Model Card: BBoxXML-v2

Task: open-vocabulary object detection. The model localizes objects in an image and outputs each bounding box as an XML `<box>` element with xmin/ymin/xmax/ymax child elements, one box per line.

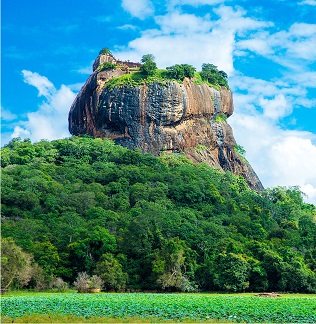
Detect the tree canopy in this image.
<box><xmin>140</xmin><ymin>54</ymin><xmax>157</xmax><ymax>76</ymax></box>
<box><xmin>1</xmin><ymin>136</ymin><xmax>316</xmax><ymax>292</ymax></box>
<box><xmin>200</xmin><ymin>63</ymin><xmax>229</xmax><ymax>88</ymax></box>
<box><xmin>166</xmin><ymin>64</ymin><xmax>196</xmax><ymax>80</ymax></box>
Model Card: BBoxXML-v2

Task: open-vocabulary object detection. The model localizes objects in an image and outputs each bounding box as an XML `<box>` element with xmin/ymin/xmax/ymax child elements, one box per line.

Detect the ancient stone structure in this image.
<box><xmin>92</xmin><ymin>53</ymin><xmax>141</xmax><ymax>72</ymax></box>
<box><xmin>69</xmin><ymin>54</ymin><xmax>264</xmax><ymax>191</ymax></box>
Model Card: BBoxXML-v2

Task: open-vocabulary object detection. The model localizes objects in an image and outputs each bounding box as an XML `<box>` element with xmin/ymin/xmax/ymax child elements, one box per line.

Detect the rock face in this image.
<box><xmin>69</xmin><ymin>54</ymin><xmax>263</xmax><ymax>191</ymax></box>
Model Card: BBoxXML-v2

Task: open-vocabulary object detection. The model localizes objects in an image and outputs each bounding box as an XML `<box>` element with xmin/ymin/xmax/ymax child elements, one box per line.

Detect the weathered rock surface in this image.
<box><xmin>69</xmin><ymin>57</ymin><xmax>263</xmax><ymax>191</ymax></box>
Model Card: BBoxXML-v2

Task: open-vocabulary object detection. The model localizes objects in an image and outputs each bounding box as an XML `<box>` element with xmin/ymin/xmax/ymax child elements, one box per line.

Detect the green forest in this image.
<box><xmin>1</xmin><ymin>136</ymin><xmax>316</xmax><ymax>293</ymax></box>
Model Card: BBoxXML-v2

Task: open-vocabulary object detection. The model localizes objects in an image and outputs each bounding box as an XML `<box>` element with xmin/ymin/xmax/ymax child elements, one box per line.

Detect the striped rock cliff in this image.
<box><xmin>69</xmin><ymin>54</ymin><xmax>263</xmax><ymax>191</ymax></box>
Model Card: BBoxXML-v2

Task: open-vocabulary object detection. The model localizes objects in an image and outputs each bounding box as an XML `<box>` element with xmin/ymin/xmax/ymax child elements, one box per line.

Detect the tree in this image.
<box><xmin>200</xmin><ymin>63</ymin><xmax>229</xmax><ymax>88</ymax></box>
<box><xmin>166</xmin><ymin>64</ymin><xmax>196</xmax><ymax>80</ymax></box>
<box><xmin>1</xmin><ymin>238</ymin><xmax>33</xmax><ymax>290</ymax></box>
<box><xmin>99</xmin><ymin>62</ymin><xmax>116</xmax><ymax>71</ymax></box>
<box><xmin>140</xmin><ymin>54</ymin><xmax>157</xmax><ymax>76</ymax></box>
<box><xmin>152</xmin><ymin>237</ymin><xmax>195</xmax><ymax>291</ymax></box>
<box><xmin>99</xmin><ymin>47</ymin><xmax>112</xmax><ymax>56</ymax></box>
<box><xmin>214</xmin><ymin>253</ymin><xmax>250</xmax><ymax>292</ymax></box>
<box><xmin>95</xmin><ymin>253</ymin><xmax>128</xmax><ymax>291</ymax></box>
<box><xmin>31</xmin><ymin>241</ymin><xmax>60</xmax><ymax>276</ymax></box>
<box><xmin>200</xmin><ymin>63</ymin><xmax>218</xmax><ymax>84</ymax></box>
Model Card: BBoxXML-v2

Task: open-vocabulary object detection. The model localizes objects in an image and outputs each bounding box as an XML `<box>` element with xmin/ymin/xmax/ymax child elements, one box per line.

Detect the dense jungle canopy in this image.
<box><xmin>1</xmin><ymin>136</ymin><xmax>316</xmax><ymax>292</ymax></box>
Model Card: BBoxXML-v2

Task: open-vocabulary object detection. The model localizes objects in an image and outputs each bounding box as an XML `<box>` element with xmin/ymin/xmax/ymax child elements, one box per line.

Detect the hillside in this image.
<box><xmin>1</xmin><ymin>136</ymin><xmax>316</xmax><ymax>292</ymax></box>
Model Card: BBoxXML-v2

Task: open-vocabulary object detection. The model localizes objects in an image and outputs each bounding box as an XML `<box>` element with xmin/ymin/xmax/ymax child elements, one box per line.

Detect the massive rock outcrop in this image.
<box><xmin>69</xmin><ymin>54</ymin><xmax>263</xmax><ymax>191</ymax></box>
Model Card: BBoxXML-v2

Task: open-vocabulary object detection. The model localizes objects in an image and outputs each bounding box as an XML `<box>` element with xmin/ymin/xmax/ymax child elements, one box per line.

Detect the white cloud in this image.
<box><xmin>67</xmin><ymin>83</ymin><xmax>85</xmax><ymax>91</ymax></box>
<box><xmin>155</xmin><ymin>11</ymin><xmax>213</xmax><ymax>34</ymax></box>
<box><xmin>298</xmin><ymin>0</ymin><xmax>316</xmax><ymax>5</ymax></box>
<box><xmin>1</xmin><ymin>107</ymin><xmax>17</xmax><ymax>121</ymax></box>
<box><xmin>260</xmin><ymin>94</ymin><xmax>292</xmax><ymax>120</ymax></box>
<box><xmin>229</xmin><ymin>112</ymin><xmax>316</xmax><ymax>205</ymax></box>
<box><xmin>237</xmin><ymin>22</ymin><xmax>316</xmax><ymax>65</ymax></box>
<box><xmin>284</xmin><ymin>71</ymin><xmax>316</xmax><ymax>89</ymax></box>
<box><xmin>14</xmin><ymin>70</ymin><xmax>76</xmax><ymax>142</ymax></box>
<box><xmin>118</xmin><ymin>24</ymin><xmax>138</xmax><ymax>30</ymax></box>
<box><xmin>22</xmin><ymin>70</ymin><xmax>55</xmax><ymax>98</ymax></box>
<box><xmin>230</xmin><ymin>74</ymin><xmax>306</xmax><ymax>117</ymax></box>
<box><xmin>212</xmin><ymin>6</ymin><xmax>273</xmax><ymax>35</ymax></box>
<box><xmin>115</xmin><ymin>6</ymin><xmax>271</xmax><ymax>74</ymax></box>
<box><xmin>229</xmin><ymin>73</ymin><xmax>316</xmax><ymax>205</ymax></box>
<box><xmin>121</xmin><ymin>0</ymin><xmax>154</xmax><ymax>19</ymax></box>
<box><xmin>11</xmin><ymin>126</ymin><xmax>31</xmax><ymax>139</ymax></box>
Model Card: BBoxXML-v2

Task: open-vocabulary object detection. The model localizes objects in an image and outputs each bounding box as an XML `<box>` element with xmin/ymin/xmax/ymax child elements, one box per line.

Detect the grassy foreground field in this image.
<box><xmin>1</xmin><ymin>292</ymin><xmax>316</xmax><ymax>323</ymax></box>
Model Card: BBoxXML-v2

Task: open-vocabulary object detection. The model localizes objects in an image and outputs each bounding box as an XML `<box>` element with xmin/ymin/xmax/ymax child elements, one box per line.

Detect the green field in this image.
<box><xmin>1</xmin><ymin>292</ymin><xmax>316</xmax><ymax>323</ymax></box>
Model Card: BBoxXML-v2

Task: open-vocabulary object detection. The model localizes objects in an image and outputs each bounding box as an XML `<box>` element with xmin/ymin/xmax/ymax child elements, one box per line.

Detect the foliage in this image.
<box><xmin>2</xmin><ymin>293</ymin><xmax>316</xmax><ymax>323</ymax></box>
<box><xmin>103</xmin><ymin>70</ymin><xmax>170</xmax><ymax>89</ymax></box>
<box><xmin>99</xmin><ymin>48</ymin><xmax>112</xmax><ymax>56</ymax></box>
<box><xmin>214</xmin><ymin>112</ymin><xmax>227</xmax><ymax>122</ymax></box>
<box><xmin>94</xmin><ymin>253</ymin><xmax>128</xmax><ymax>291</ymax></box>
<box><xmin>99</xmin><ymin>62</ymin><xmax>116</xmax><ymax>71</ymax></box>
<box><xmin>100</xmin><ymin>57</ymin><xmax>230</xmax><ymax>90</ymax></box>
<box><xmin>51</xmin><ymin>277</ymin><xmax>68</xmax><ymax>292</ymax></box>
<box><xmin>1</xmin><ymin>136</ymin><xmax>316</xmax><ymax>293</ymax></box>
<box><xmin>234</xmin><ymin>144</ymin><xmax>246</xmax><ymax>156</ymax></box>
<box><xmin>152</xmin><ymin>237</ymin><xmax>191</xmax><ymax>291</ymax></box>
<box><xmin>200</xmin><ymin>63</ymin><xmax>229</xmax><ymax>89</ymax></box>
<box><xmin>73</xmin><ymin>272</ymin><xmax>103</xmax><ymax>292</ymax></box>
<box><xmin>1</xmin><ymin>238</ymin><xmax>33</xmax><ymax>290</ymax></box>
<box><xmin>139</xmin><ymin>54</ymin><xmax>157</xmax><ymax>76</ymax></box>
<box><xmin>73</xmin><ymin>272</ymin><xmax>90</xmax><ymax>293</ymax></box>
<box><xmin>166</xmin><ymin>64</ymin><xmax>196</xmax><ymax>80</ymax></box>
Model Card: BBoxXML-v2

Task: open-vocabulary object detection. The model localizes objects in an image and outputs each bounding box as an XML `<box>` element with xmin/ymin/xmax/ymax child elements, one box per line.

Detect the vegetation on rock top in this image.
<box><xmin>102</xmin><ymin>53</ymin><xmax>229</xmax><ymax>90</ymax></box>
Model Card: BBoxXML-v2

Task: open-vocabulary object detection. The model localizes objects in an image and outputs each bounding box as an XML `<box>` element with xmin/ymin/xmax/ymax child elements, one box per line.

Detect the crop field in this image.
<box><xmin>1</xmin><ymin>293</ymin><xmax>316</xmax><ymax>323</ymax></box>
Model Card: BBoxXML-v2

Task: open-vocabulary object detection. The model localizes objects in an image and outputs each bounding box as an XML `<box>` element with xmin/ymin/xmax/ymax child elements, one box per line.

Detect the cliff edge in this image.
<box><xmin>69</xmin><ymin>53</ymin><xmax>263</xmax><ymax>191</ymax></box>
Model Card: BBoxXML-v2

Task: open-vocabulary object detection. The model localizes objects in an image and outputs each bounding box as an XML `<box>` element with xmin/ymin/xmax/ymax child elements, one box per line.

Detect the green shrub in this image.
<box><xmin>99</xmin><ymin>62</ymin><xmax>116</xmax><ymax>71</ymax></box>
<box><xmin>215</xmin><ymin>112</ymin><xmax>227</xmax><ymax>122</ymax></box>
<box><xmin>139</xmin><ymin>54</ymin><xmax>157</xmax><ymax>76</ymax></box>
<box><xmin>200</xmin><ymin>63</ymin><xmax>229</xmax><ymax>89</ymax></box>
<box><xmin>99</xmin><ymin>47</ymin><xmax>112</xmax><ymax>56</ymax></box>
<box><xmin>166</xmin><ymin>64</ymin><xmax>196</xmax><ymax>81</ymax></box>
<box><xmin>234</xmin><ymin>144</ymin><xmax>246</xmax><ymax>156</ymax></box>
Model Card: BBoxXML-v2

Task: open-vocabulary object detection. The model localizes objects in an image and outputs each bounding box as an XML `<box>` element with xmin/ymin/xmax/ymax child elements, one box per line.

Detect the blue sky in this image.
<box><xmin>2</xmin><ymin>0</ymin><xmax>316</xmax><ymax>203</ymax></box>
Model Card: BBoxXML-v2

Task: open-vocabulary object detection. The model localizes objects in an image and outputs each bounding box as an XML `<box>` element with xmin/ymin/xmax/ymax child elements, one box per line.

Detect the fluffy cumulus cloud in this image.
<box><xmin>230</xmin><ymin>112</ymin><xmax>316</xmax><ymax>205</ymax></box>
<box><xmin>121</xmin><ymin>0</ymin><xmax>154</xmax><ymax>19</ymax></box>
<box><xmin>229</xmin><ymin>73</ymin><xmax>316</xmax><ymax>204</ymax></box>
<box><xmin>237</xmin><ymin>22</ymin><xmax>316</xmax><ymax>67</ymax></box>
<box><xmin>115</xmin><ymin>5</ymin><xmax>271</xmax><ymax>74</ymax></box>
<box><xmin>22</xmin><ymin>70</ymin><xmax>56</xmax><ymax>98</ymax></box>
<box><xmin>12</xmin><ymin>70</ymin><xmax>76</xmax><ymax>142</ymax></box>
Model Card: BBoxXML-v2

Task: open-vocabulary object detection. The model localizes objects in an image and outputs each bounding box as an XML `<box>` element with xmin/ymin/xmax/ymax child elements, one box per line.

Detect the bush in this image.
<box><xmin>73</xmin><ymin>272</ymin><xmax>103</xmax><ymax>292</ymax></box>
<box><xmin>99</xmin><ymin>62</ymin><xmax>116</xmax><ymax>71</ymax></box>
<box><xmin>73</xmin><ymin>272</ymin><xmax>90</xmax><ymax>293</ymax></box>
<box><xmin>89</xmin><ymin>275</ymin><xmax>104</xmax><ymax>290</ymax></box>
<box><xmin>166</xmin><ymin>64</ymin><xmax>196</xmax><ymax>80</ymax></box>
<box><xmin>51</xmin><ymin>277</ymin><xmax>69</xmax><ymax>292</ymax></box>
<box><xmin>215</xmin><ymin>112</ymin><xmax>227</xmax><ymax>122</ymax></box>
